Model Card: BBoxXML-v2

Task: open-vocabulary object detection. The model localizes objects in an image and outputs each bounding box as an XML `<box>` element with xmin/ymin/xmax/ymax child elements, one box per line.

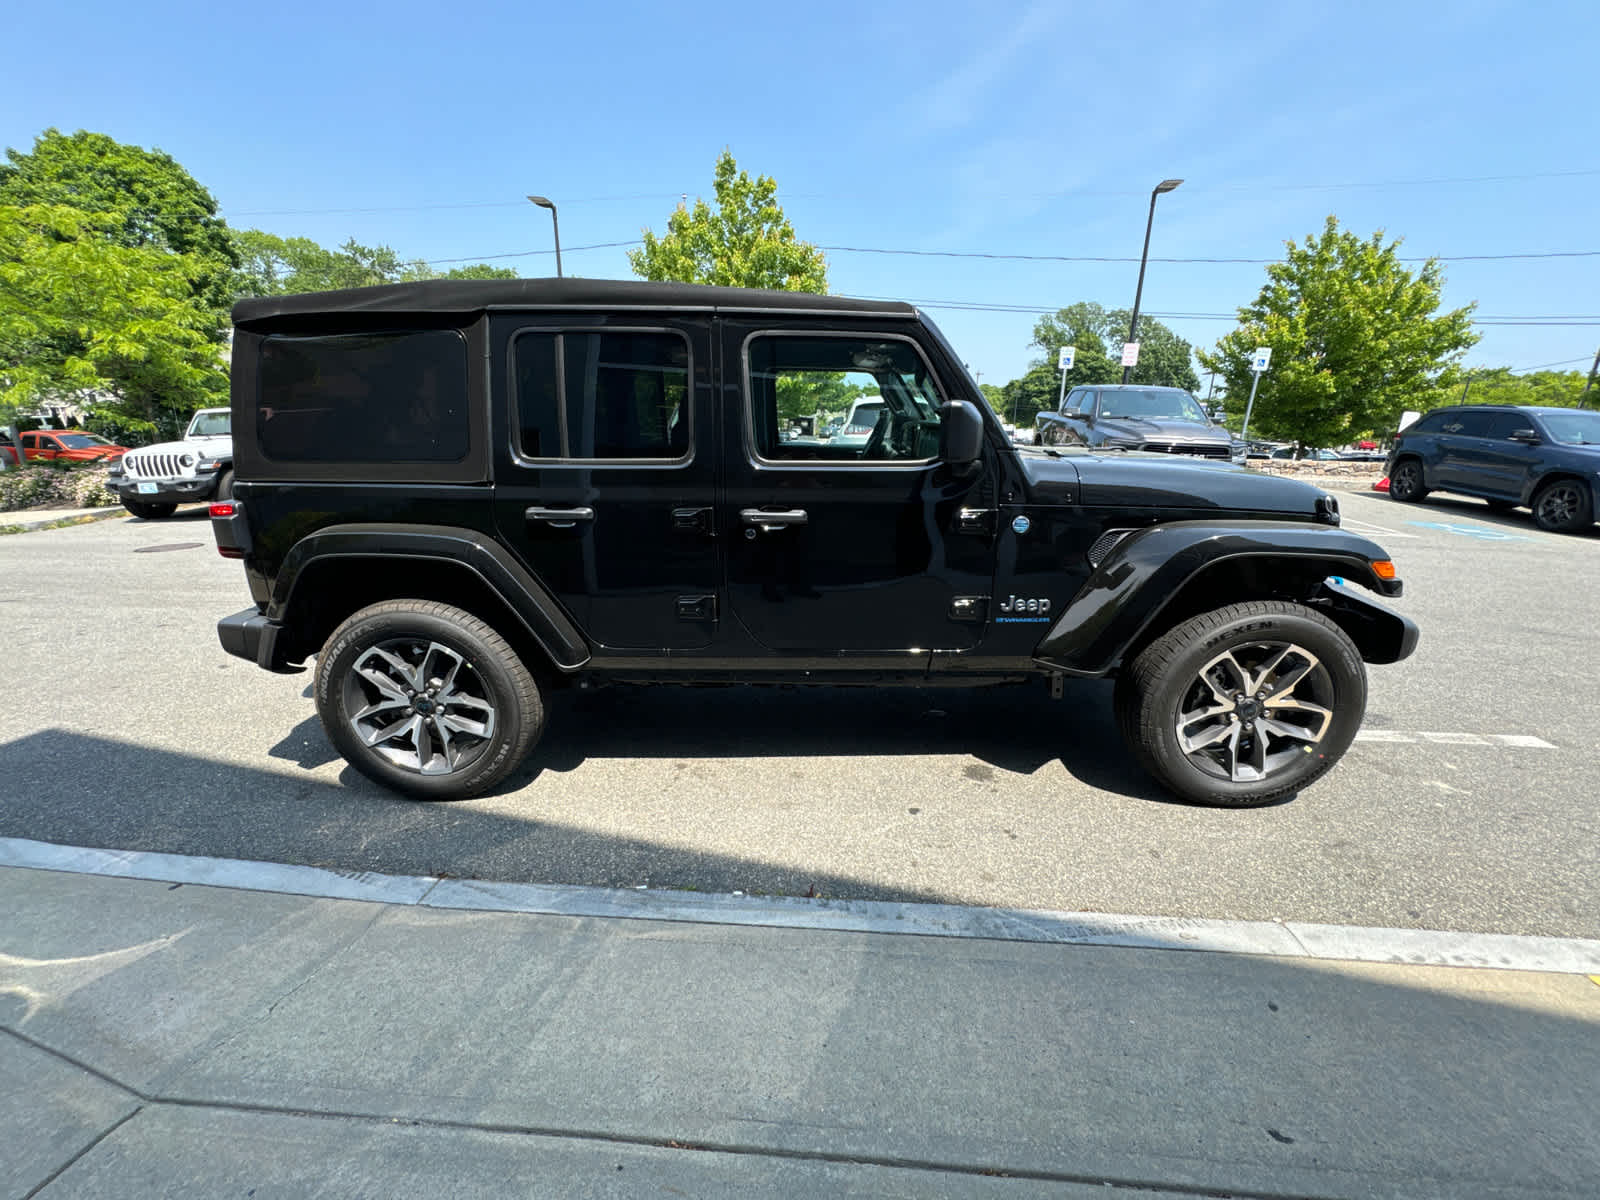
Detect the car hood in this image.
<box><xmin>126</xmin><ymin>435</ymin><xmax>233</xmax><ymax>458</ymax></box>
<box><xmin>1094</xmin><ymin>416</ymin><xmax>1231</xmax><ymax>444</ymax></box>
<box><xmin>1016</xmin><ymin>449</ymin><xmax>1333</xmax><ymax>517</ymax></box>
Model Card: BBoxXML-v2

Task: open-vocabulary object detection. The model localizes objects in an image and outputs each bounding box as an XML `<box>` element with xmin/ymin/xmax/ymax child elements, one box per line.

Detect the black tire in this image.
<box><xmin>214</xmin><ymin>468</ymin><xmax>234</xmax><ymax>502</ymax></box>
<box><xmin>1114</xmin><ymin>600</ymin><xmax>1367</xmax><ymax>808</ymax></box>
<box><xmin>1531</xmin><ymin>478</ymin><xmax>1593</xmax><ymax>534</ymax></box>
<box><xmin>121</xmin><ymin>498</ymin><xmax>178</xmax><ymax>519</ymax></box>
<box><xmin>1387</xmin><ymin>458</ymin><xmax>1428</xmax><ymax>504</ymax></box>
<box><xmin>315</xmin><ymin>600</ymin><xmax>544</xmax><ymax>800</ymax></box>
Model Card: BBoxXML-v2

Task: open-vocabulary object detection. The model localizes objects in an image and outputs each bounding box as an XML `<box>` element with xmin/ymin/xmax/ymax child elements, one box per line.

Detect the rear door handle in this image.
<box><xmin>740</xmin><ymin>508</ymin><xmax>808</xmax><ymax>531</ymax></box>
<box><xmin>526</xmin><ymin>506</ymin><xmax>595</xmax><ymax>529</ymax></box>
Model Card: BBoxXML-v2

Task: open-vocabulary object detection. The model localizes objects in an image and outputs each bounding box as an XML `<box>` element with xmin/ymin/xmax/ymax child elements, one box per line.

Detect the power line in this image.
<box><xmin>422</xmin><ymin>240</ymin><xmax>638</xmax><ymax>265</ymax></box>
<box><xmin>820</xmin><ymin>244</ymin><xmax>1600</xmax><ymax>265</ymax></box>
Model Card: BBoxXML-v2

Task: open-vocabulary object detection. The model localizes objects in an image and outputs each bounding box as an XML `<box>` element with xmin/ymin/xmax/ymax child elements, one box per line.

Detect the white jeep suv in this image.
<box><xmin>109</xmin><ymin>407</ymin><xmax>233</xmax><ymax>518</ymax></box>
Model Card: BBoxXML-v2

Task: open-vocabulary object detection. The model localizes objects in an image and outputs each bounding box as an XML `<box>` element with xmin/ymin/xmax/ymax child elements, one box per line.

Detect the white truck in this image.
<box><xmin>108</xmin><ymin>407</ymin><xmax>233</xmax><ymax>518</ymax></box>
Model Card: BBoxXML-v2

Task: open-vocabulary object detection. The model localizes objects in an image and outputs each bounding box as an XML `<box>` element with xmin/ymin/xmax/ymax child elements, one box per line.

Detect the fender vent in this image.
<box><xmin>1088</xmin><ymin>528</ymin><xmax>1134</xmax><ymax>567</ymax></box>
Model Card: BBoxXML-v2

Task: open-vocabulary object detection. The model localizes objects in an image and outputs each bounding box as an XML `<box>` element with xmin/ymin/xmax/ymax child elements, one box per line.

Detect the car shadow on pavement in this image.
<box><xmin>271</xmin><ymin>677</ymin><xmax>1174</xmax><ymax>805</ymax></box>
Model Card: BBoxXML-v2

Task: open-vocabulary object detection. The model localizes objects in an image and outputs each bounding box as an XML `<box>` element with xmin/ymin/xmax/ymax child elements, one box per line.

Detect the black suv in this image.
<box><xmin>1385</xmin><ymin>404</ymin><xmax>1599</xmax><ymax>533</ymax></box>
<box><xmin>213</xmin><ymin>279</ymin><xmax>1417</xmax><ymax>807</ymax></box>
<box><xmin>1035</xmin><ymin>384</ymin><xmax>1235</xmax><ymax>460</ymax></box>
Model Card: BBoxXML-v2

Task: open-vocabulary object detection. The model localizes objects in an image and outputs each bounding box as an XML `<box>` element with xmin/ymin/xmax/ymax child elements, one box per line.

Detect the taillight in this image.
<box><xmin>210</xmin><ymin>502</ymin><xmax>235</xmax><ymax>518</ymax></box>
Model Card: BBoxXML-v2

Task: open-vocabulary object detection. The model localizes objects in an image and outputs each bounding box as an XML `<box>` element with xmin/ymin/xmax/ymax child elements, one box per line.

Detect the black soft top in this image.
<box><xmin>233</xmin><ymin>277</ymin><xmax>917</xmax><ymax>327</ymax></box>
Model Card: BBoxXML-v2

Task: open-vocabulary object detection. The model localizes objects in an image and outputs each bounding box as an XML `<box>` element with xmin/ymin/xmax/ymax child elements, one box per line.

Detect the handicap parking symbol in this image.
<box><xmin>1406</xmin><ymin>521</ymin><xmax>1528</xmax><ymax>542</ymax></box>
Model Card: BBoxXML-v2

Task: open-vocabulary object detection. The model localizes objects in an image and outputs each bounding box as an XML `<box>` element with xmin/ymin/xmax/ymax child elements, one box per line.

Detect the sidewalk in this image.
<box><xmin>0</xmin><ymin>505</ymin><xmax>124</xmax><ymax>534</ymax></box>
<box><xmin>4</xmin><ymin>860</ymin><xmax>1597</xmax><ymax>1199</ymax></box>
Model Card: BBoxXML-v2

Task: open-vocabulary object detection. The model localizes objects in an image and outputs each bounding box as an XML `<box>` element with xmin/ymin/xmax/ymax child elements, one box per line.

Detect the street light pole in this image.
<box><xmin>527</xmin><ymin>195</ymin><xmax>562</xmax><ymax>278</ymax></box>
<box><xmin>1122</xmin><ymin>178</ymin><xmax>1183</xmax><ymax>384</ymax></box>
<box><xmin>1581</xmin><ymin>345</ymin><xmax>1600</xmax><ymax>408</ymax></box>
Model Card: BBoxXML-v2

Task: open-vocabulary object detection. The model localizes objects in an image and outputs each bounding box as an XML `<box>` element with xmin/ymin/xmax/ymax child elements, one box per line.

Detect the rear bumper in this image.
<box><xmin>217</xmin><ymin>607</ymin><xmax>302</xmax><ymax>674</ymax></box>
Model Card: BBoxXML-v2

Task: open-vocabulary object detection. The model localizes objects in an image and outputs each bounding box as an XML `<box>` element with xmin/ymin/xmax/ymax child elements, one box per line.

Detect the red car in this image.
<box><xmin>14</xmin><ymin>429</ymin><xmax>128</xmax><ymax>463</ymax></box>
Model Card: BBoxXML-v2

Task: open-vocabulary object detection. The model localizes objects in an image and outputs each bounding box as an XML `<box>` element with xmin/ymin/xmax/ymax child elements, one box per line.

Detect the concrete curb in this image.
<box><xmin>0</xmin><ymin>505</ymin><xmax>125</xmax><ymax>534</ymax></box>
<box><xmin>5</xmin><ymin>836</ymin><xmax>1599</xmax><ymax>975</ymax></box>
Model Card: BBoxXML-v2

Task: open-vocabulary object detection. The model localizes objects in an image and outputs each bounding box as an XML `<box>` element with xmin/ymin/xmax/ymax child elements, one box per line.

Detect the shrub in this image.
<box><xmin>0</xmin><ymin>464</ymin><xmax>118</xmax><ymax>511</ymax></box>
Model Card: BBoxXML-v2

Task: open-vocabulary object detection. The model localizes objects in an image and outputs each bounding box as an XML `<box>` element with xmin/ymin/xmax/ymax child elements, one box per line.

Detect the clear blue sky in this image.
<box><xmin>6</xmin><ymin>0</ymin><xmax>1597</xmax><ymax>391</ymax></box>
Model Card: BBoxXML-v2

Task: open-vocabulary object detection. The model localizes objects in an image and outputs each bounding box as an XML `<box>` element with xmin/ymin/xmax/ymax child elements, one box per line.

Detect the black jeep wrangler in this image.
<box><xmin>213</xmin><ymin>279</ymin><xmax>1417</xmax><ymax>807</ymax></box>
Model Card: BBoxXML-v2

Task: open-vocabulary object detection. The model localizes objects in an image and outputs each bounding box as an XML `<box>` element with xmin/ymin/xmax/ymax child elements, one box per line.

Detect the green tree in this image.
<box><xmin>1456</xmin><ymin>367</ymin><xmax>1588</xmax><ymax>410</ymax></box>
<box><xmin>0</xmin><ymin>129</ymin><xmax>239</xmax><ymax>317</ymax></box>
<box><xmin>1029</xmin><ymin>301</ymin><xmax>1199</xmax><ymax>391</ymax></box>
<box><xmin>0</xmin><ymin>204</ymin><xmax>228</xmax><ymax>437</ymax></box>
<box><xmin>1200</xmin><ymin>216</ymin><xmax>1478</xmax><ymax>447</ymax></box>
<box><xmin>1000</xmin><ymin>362</ymin><xmax>1064</xmax><ymax>430</ymax></box>
<box><xmin>628</xmin><ymin>150</ymin><xmax>827</xmax><ymax>292</ymax></box>
<box><xmin>232</xmin><ymin>229</ymin><xmax>515</xmax><ymax>299</ymax></box>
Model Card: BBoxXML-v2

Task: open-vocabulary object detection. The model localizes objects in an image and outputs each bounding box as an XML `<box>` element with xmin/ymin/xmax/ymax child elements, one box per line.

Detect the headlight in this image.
<box><xmin>180</xmin><ymin>453</ymin><xmax>195</xmax><ymax>468</ymax></box>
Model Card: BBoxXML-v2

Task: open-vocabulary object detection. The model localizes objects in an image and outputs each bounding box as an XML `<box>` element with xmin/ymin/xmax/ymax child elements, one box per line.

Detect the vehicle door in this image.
<box><xmin>718</xmin><ymin>321</ymin><xmax>998</xmax><ymax>653</ymax></box>
<box><xmin>1447</xmin><ymin>411</ymin><xmax>1538</xmax><ymax>498</ymax></box>
<box><xmin>1433</xmin><ymin>410</ymin><xmax>1494</xmax><ymax>489</ymax></box>
<box><xmin>490</xmin><ymin>315</ymin><xmax>720</xmax><ymax>651</ymax></box>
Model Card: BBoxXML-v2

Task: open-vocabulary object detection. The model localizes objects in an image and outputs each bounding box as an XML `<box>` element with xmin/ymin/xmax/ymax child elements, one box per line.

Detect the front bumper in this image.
<box><xmin>112</xmin><ymin>473</ymin><xmax>219</xmax><ymax>503</ymax></box>
<box><xmin>217</xmin><ymin>607</ymin><xmax>301</xmax><ymax>674</ymax></box>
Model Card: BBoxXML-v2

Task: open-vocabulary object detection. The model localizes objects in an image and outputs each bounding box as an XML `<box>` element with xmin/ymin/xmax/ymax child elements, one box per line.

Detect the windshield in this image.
<box><xmin>1098</xmin><ymin>389</ymin><xmax>1208</xmax><ymax>422</ymax></box>
<box><xmin>1540</xmin><ymin>410</ymin><xmax>1600</xmax><ymax>444</ymax></box>
<box><xmin>187</xmin><ymin>410</ymin><xmax>232</xmax><ymax>437</ymax></box>
<box><xmin>56</xmin><ymin>434</ymin><xmax>114</xmax><ymax>449</ymax></box>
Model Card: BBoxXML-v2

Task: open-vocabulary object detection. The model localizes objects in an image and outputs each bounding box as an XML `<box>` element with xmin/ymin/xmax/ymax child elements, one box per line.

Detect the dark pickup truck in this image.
<box><xmin>213</xmin><ymin>279</ymin><xmax>1416</xmax><ymax>807</ymax></box>
<box><xmin>1037</xmin><ymin>383</ymin><xmax>1238</xmax><ymax>460</ymax></box>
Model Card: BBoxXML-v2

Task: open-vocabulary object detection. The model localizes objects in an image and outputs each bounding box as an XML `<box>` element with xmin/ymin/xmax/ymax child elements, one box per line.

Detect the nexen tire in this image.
<box><xmin>1114</xmin><ymin>600</ymin><xmax>1367</xmax><ymax>808</ymax></box>
<box><xmin>315</xmin><ymin>600</ymin><xmax>544</xmax><ymax>800</ymax></box>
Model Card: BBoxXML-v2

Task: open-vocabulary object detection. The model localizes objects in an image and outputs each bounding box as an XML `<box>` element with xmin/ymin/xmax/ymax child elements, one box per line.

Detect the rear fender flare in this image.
<box><xmin>272</xmin><ymin>524</ymin><xmax>589</xmax><ymax>671</ymax></box>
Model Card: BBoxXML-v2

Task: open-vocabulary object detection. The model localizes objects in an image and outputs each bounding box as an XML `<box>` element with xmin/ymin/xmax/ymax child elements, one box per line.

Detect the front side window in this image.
<box><xmin>1538</xmin><ymin>410</ymin><xmax>1600</xmax><ymax>445</ymax></box>
<box><xmin>56</xmin><ymin>434</ymin><xmax>114</xmax><ymax>449</ymax></box>
<box><xmin>747</xmin><ymin>335</ymin><xmax>945</xmax><ymax>462</ymax></box>
<box><xmin>513</xmin><ymin>330</ymin><xmax>688</xmax><ymax>461</ymax></box>
<box><xmin>257</xmin><ymin>330</ymin><xmax>470</xmax><ymax>463</ymax></box>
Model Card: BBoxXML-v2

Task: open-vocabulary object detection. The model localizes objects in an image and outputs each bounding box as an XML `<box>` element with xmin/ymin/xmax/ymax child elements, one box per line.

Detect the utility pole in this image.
<box><xmin>1582</xmin><ymin>346</ymin><xmax>1600</xmax><ymax>409</ymax></box>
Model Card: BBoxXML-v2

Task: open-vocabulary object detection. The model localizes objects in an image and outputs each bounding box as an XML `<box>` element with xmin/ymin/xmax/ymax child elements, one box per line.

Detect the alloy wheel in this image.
<box><xmin>342</xmin><ymin>639</ymin><xmax>497</xmax><ymax>776</ymax></box>
<box><xmin>1175</xmin><ymin>641</ymin><xmax>1334</xmax><ymax>783</ymax></box>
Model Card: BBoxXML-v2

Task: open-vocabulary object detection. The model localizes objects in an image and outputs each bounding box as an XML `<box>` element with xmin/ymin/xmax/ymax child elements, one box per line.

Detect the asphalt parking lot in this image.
<box><xmin>1</xmin><ymin>489</ymin><xmax>1596</xmax><ymax>939</ymax></box>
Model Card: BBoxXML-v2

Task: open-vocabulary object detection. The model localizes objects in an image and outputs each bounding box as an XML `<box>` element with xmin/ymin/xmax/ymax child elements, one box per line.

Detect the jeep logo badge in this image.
<box><xmin>998</xmin><ymin>595</ymin><xmax>1050</xmax><ymax>615</ymax></box>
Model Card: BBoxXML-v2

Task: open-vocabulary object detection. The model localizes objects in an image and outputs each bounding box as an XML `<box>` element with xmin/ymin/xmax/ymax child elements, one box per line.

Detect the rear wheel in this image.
<box><xmin>1531</xmin><ymin>478</ymin><xmax>1593</xmax><ymax>534</ymax></box>
<box><xmin>122</xmin><ymin>498</ymin><xmax>178</xmax><ymax>519</ymax></box>
<box><xmin>315</xmin><ymin>600</ymin><xmax>544</xmax><ymax>799</ymax></box>
<box><xmin>1387</xmin><ymin>459</ymin><xmax>1428</xmax><ymax>504</ymax></box>
<box><xmin>1114</xmin><ymin>601</ymin><xmax>1367</xmax><ymax>807</ymax></box>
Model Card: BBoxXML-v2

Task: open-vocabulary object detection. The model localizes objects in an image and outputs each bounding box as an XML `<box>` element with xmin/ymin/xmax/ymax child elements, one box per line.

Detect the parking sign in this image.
<box><xmin>1252</xmin><ymin>347</ymin><xmax>1272</xmax><ymax>373</ymax></box>
<box><xmin>1058</xmin><ymin>345</ymin><xmax>1076</xmax><ymax>370</ymax></box>
<box><xmin>1121</xmin><ymin>342</ymin><xmax>1140</xmax><ymax>368</ymax></box>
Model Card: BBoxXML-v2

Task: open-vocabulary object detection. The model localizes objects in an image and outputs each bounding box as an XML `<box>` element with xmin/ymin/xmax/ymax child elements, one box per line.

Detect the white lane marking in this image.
<box><xmin>1355</xmin><ymin>730</ymin><xmax>1556</xmax><ymax>748</ymax></box>
<box><xmin>1342</xmin><ymin>517</ymin><xmax>1420</xmax><ymax>539</ymax></box>
<box><xmin>3</xmin><ymin>836</ymin><xmax>1597</xmax><ymax>975</ymax></box>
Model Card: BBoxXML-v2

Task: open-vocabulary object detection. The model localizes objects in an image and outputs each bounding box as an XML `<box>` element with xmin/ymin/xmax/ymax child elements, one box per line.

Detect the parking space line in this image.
<box><xmin>1341</xmin><ymin>516</ymin><xmax>1420</xmax><ymax>539</ymax></box>
<box><xmin>1354</xmin><ymin>730</ymin><xmax>1556</xmax><ymax>748</ymax></box>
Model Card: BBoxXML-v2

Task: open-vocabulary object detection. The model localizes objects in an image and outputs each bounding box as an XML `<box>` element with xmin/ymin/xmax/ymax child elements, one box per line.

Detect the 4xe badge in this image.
<box><xmin>996</xmin><ymin>594</ymin><xmax>1052</xmax><ymax>623</ymax></box>
<box><xmin>1011</xmin><ymin>515</ymin><xmax>1031</xmax><ymax>535</ymax></box>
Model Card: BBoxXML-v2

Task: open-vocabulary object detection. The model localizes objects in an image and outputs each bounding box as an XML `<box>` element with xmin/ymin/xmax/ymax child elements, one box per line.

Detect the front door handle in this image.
<box><xmin>526</xmin><ymin>506</ymin><xmax>595</xmax><ymax>529</ymax></box>
<box><xmin>740</xmin><ymin>508</ymin><xmax>808</xmax><ymax>532</ymax></box>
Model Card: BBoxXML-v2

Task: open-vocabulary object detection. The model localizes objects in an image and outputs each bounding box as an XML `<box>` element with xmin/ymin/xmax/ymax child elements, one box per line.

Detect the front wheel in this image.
<box><xmin>315</xmin><ymin>600</ymin><xmax>544</xmax><ymax>799</ymax></box>
<box><xmin>122</xmin><ymin>498</ymin><xmax>178</xmax><ymax>519</ymax></box>
<box><xmin>1387</xmin><ymin>459</ymin><xmax>1428</xmax><ymax>503</ymax></box>
<box><xmin>1531</xmin><ymin>478</ymin><xmax>1593</xmax><ymax>534</ymax></box>
<box><xmin>1114</xmin><ymin>601</ymin><xmax>1367</xmax><ymax>807</ymax></box>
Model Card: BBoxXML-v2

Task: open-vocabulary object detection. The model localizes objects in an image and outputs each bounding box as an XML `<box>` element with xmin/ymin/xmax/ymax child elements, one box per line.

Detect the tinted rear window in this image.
<box><xmin>257</xmin><ymin>331</ymin><xmax>470</xmax><ymax>463</ymax></box>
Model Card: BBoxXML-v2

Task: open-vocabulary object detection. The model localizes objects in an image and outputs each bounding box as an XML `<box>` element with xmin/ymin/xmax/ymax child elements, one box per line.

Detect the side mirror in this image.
<box><xmin>1509</xmin><ymin>428</ymin><xmax>1540</xmax><ymax>444</ymax></box>
<box><xmin>940</xmin><ymin>400</ymin><xmax>984</xmax><ymax>468</ymax></box>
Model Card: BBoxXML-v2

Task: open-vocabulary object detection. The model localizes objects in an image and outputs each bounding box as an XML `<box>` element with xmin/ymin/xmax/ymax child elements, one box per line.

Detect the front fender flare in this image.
<box><xmin>1032</xmin><ymin>520</ymin><xmax>1405</xmax><ymax>676</ymax></box>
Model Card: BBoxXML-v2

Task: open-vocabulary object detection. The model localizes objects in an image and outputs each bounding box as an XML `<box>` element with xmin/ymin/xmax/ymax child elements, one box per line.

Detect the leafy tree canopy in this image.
<box><xmin>1456</xmin><ymin>367</ymin><xmax>1589</xmax><ymax>410</ymax></box>
<box><xmin>628</xmin><ymin>150</ymin><xmax>827</xmax><ymax>293</ymax></box>
<box><xmin>1199</xmin><ymin>216</ymin><xmax>1478</xmax><ymax>447</ymax></box>
<box><xmin>0</xmin><ymin>128</ymin><xmax>239</xmax><ymax>317</ymax></box>
<box><xmin>0</xmin><ymin>204</ymin><xmax>228</xmax><ymax>437</ymax></box>
<box><xmin>232</xmin><ymin>229</ymin><xmax>515</xmax><ymax>299</ymax></box>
